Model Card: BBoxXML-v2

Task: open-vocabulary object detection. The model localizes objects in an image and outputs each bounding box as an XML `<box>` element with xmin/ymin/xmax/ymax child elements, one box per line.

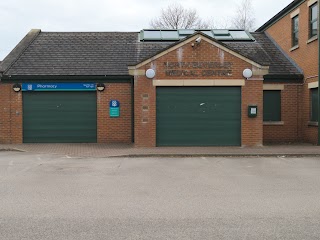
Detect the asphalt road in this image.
<box><xmin>0</xmin><ymin>151</ymin><xmax>320</xmax><ymax>240</ymax></box>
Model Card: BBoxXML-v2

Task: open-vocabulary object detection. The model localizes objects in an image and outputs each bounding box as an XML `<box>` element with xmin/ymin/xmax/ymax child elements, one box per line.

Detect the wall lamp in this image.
<box><xmin>13</xmin><ymin>83</ymin><xmax>22</xmax><ymax>92</ymax></box>
<box><xmin>243</xmin><ymin>69</ymin><xmax>253</xmax><ymax>79</ymax></box>
<box><xmin>146</xmin><ymin>69</ymin><xmax>156</xmax><ymax>79</ymax></box>
<box><xmin>97</xmin><ymin>83</ymin><xmax>105</xmax><ymax>91</ymax></box>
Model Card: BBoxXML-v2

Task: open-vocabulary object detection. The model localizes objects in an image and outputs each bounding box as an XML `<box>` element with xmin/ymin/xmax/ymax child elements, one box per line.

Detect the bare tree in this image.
<box><xmin>231</xmin><ymin>0</ymin><xmax>256</xmax><ymax>31</ymax></box>
<box><xmin>215</xmin><ymin>17</ymin><xmax>232</xmax><ymax>29</ymax></box>
<box><xmin>150</xmin><ymin>3</ymin><xmax>214</xmax><ymax>29</ymax></box>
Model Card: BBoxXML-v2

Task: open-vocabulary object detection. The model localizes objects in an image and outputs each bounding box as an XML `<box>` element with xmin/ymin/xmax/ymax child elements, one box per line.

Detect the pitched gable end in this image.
<box><xmin>128</xmin><ymin>33</ymin><xmax>269</xmax><ymax>70</ymax></box>
<box><xmin>0</xmin><ymin>29</ymin><xmax>41</xmax><ymax>74</ymax></box>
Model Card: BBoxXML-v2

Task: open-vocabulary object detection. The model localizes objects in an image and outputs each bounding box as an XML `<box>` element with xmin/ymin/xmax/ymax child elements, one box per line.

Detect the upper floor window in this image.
<box><xmin>310</xmin><ymin>3</ymin><xmax>318</xmax><ymax>38</ymax></box>
<box><xmin>292</xmin><ymin>15</ymin><xmax>299</xmax><ymax>47</ymax></box>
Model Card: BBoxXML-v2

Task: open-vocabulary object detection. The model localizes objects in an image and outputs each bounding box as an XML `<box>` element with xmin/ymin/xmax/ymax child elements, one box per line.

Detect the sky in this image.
<box><xmin>0</xmin><ymin>0</ymin><xmax>293</xmax><ymax>60</ymax></box>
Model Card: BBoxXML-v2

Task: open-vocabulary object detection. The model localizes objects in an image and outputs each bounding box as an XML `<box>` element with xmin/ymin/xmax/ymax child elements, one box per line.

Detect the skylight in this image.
<box><xmin>139</xmin><ymin>29</ymin><xmax>255</xmax><ymax>42</ymax></box>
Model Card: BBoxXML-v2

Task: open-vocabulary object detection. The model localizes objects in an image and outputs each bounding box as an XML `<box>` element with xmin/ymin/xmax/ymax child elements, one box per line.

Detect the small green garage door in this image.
<box><xmin>23</xmin><ymin>92</ymin><xmax>97</xmax><ymax>143</ymax></box>
<box><xmin>156</xmin><ymin>87</ymin><xmax>241</xmax><ymax>146</ymax></box>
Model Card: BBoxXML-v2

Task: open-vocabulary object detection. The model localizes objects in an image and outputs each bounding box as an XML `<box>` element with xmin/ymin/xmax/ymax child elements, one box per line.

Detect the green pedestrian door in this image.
<box><xmin>156</xmin><ymin>87</ymin><xmax>241</xmax><ymax>146</ymax></box>
<box><xmin>23</xmin><ymin>92</ymin><xmax>97</xmax><ymax>143</ymax></box>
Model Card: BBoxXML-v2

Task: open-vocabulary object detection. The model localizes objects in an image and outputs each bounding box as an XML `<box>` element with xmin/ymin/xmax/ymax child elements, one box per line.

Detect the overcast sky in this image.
<box><xmin>0</xmin><ymin>0</ymin><xmax>293</xmax><ymax>60</ymax></box>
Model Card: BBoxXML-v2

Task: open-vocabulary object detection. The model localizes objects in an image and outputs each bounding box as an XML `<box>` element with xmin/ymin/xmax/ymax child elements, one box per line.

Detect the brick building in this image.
<box><xmin>257</xmin><ymin>0</ymin><xmax>318</xmax><ymax>145</ymax></box>
<box><xmin>0</xmin><ymin>0</ymin><xmax>318</xmax><ymax>147</ymax></box>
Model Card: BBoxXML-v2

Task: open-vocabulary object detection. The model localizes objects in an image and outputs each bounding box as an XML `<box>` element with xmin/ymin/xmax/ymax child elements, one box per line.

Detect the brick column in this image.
<box><xmin>242</xmin><ymin>78</ymin><xmax>263</xmax><ymax>146</ymax></box>
<box><xmin>134</xmin><ymin>75</ymin><xmax>156</xmax><ymax>147</ymax></box>
<box><xmin>0</xmin><ymin>84</ymin><xmax>23</xmax><ymax>144</ymax></box>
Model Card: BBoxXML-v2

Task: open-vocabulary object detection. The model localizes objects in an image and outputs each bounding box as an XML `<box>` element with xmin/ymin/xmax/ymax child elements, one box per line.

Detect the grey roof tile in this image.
<box><xmin>5</xmin><ymin>32</ymin><xmax>139</xmax><ymax>76</ymax></box>
<box><xmin>224</xmin><ymin>33</ymin><xmax>302</xmax><ymax>75</ymax></box>
<box><xmin>3</xmin><ymin>31</ymin><xmax>301</xmax><ymax>77</ymax></box>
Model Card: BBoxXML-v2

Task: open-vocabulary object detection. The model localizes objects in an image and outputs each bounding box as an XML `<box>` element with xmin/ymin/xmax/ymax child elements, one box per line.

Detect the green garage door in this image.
<box><xmin>23</xmin><ymin>92</ymin><xmax>97</xmax><ymax>143</ymax></box>
<box><xmin>156</xmin><ymin>87</ymin><xmax>241</xmax><ymax>146</ymax></box>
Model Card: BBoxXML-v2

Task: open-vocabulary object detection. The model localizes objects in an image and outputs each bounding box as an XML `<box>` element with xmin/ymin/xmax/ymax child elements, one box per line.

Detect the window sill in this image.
<box><xmin>307</xmin><ymin>35</ymin><xmax>318</xmax><ymax>44</ymax></box>
<box><xmin>263</xmin><ymin>121</ymin><xmax>284</xmax><ymax>126</ymax></box>
<box><xmin>290</xmin><ymin>45</ymin><xmax>299</xmax><ymax>52</ymax></box>
<box><xmin>308</xmin><ymin>121</ymin><xmax>318</xmax><ymax>127</ymax></box>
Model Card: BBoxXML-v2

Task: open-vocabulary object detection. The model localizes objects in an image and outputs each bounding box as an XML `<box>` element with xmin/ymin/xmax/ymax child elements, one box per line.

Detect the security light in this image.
<box><xmin>97</xmin><ymin>83</ymin><xmax>105</xmax><ymax>91</ymax></box>
<box><xmin>195</xmin><ymin>37</ymin><xmax>202</xmax><ymax>43</ymax></box>
<box><xmin>13</xmin><ymin>83</ymin><xmax>21</xmax><ymax>92</ymax></box>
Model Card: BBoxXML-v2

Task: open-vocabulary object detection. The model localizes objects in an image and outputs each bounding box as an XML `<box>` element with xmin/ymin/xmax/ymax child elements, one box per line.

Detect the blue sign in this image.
<box><xmin>110</xmin><ymin>100</ymin><xmax>120</xmax><ymax>117</ymax></box>
<box><xmin>109</xmin><ymin>100</ymin><xmax>120</xmax><ymax>108</ymax></box>
<box><xmin>22</xmin><ymin>83</ymin><xmax>96</xmax><ymax>91</ymax></box>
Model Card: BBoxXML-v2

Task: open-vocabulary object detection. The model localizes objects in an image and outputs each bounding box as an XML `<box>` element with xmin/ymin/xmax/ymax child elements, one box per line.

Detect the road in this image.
<box><xmin>0</xmin><ymin>151</ymin><xmax>319</xmax><ymax>239</ymax></box>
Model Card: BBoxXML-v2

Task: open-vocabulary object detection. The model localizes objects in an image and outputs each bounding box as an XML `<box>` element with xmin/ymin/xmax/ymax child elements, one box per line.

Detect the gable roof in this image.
<box><xmin>1</xmin><ymin>29</ymin><xmax>302</xmax><ymax>79</ymax></box>
<box><xmin>131</xmin><ymin>31</ymin><xmax>302</xmax><ymax>77</ymax></box>
<box><xmin>129</xmin><ymin>32</ymin><xmax>268</xmax><ymax>69</ymax></box>
<box><xmin>256</xmin><ymin>0</ymin><xmax>304</xmax><ymax>32</ymax></box>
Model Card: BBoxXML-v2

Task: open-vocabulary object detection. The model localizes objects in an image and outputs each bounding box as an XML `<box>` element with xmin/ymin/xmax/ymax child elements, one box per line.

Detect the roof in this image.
<box><xmin>132</xmin><ymin>31</ymin><xmax>302</xmax><ymax>77</ymax></box>
<box><xmin>0</xmin><ymin>29</ymin><xmax>41</xmax><ymax>74</ymax></box>
<box><xmin>1</xmin><ymin>29</ymin><xmax>302</xmax><ymax>78</ymax></box>
<box><xmin>131</xmin><ymin>31</ymin><xmax>267</xmax><ymax>69</ymax></box>
<box><xmin>256</xmin><ymin>0</ymin><xmax>304</xmax><ymax>32</ymax></box>
<box><xmin>1</xmin><ymin>31</ymin><xmax>172</xmax><ymax>76</ymax></box>
<box><xmin>225</xmin><ymin>33</ymin><xmax>302</xmax><ymax>76</ymax></box>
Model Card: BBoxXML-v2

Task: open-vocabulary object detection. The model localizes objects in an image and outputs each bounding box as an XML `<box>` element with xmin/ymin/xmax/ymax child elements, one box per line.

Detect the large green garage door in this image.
<box><xmin>156</xmin><ymin>87</ymin><xmax>241</xmax><ymax>146</ymax></box>
<box><xmin>23</xmin><ymin>92</ymin><xmax>97</xmax><ymax>143</ymax></box>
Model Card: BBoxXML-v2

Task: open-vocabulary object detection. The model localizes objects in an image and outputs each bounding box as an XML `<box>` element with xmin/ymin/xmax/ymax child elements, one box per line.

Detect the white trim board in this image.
<box><xmin>153</xmin><ymin>79</ymin><xmax>245</xmax><ymax>87</ymax></box>
<box><xmin>308</xmin><ymin>82</ymin><xmax>318</xmax><ymax>89</ymax></box>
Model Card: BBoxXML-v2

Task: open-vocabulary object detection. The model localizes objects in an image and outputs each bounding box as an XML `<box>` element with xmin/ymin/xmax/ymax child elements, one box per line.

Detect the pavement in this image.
<box><xmin>0</xmin><ymin>143</ymin><xmax>320</xmax><ymax>158</ymax></box>
<box><xmin>1</xmin><ymin>152</ymin><xmax>320</xmax><ymax>240</ymax></box>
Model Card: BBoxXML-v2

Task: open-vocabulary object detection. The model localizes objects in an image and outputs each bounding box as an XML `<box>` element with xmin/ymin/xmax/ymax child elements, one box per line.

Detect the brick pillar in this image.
<box><xmin>134</xmin><ymin>76</ymin><xmax>156</xmax><ymax>147</ymax></box>
<box><xmin>242</xmin><ymin>78</ymin><xmax>263</xmax><ymax>146</ymax></box>
<box><xmin>0</xmin><ymin>84</ymin><xmax>23</xmax><ymax>144</ymax></box>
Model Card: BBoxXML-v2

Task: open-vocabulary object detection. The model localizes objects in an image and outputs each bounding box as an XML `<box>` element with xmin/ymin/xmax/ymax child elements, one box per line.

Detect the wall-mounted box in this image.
<box><xmin>248</xmin><ymin>105</ymin><xmax>258</xmax><ymax>118</ymax></box>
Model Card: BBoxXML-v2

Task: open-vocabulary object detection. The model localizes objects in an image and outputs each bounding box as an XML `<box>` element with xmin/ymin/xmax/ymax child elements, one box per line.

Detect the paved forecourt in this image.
<box><xmin>0</xmin><ymin>151</ymin><xmax>320</xmax><ymax>239</ymax></box>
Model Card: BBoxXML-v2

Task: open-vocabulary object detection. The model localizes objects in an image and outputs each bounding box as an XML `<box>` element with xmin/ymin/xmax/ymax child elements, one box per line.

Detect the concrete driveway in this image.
<box><xmin>0</xmin><ymin>152</ymin><xmax>320</xmax><ymax>240</ymax></box>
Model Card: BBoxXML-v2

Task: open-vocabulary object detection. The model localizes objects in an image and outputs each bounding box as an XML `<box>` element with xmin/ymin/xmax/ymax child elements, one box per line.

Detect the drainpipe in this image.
<box><xmin>131</xmin><ymin>76</ymin><xmax>135</xmax><ymax>143</ymax></box>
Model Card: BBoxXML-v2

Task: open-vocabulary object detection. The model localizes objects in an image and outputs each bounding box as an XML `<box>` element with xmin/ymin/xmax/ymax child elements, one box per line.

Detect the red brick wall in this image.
<box><xmin>266</xmin><ymin>1</ymin><xmax>319</xmax><ymax>144</ymax></box>
<box><xmin>134</xmin><ymin>37</ymin><xmax>263</xmax><ymax>147</ymax></box>
<box><xmin>97</xmin><ymin>83</ymin><xmax>132</xmax><ymax>144</ymax></box>
<box><xmin>0</xmin><ymin>84</ymin><xmax>23</xmax><ymax>144</ymax></box>
<box><xmin>134</xmin><ymin>76</ymin><xmax>156</xmax><ymax>147</ymax></box>
<box><xmin>0</xmin><ymin>82</ymin><xmax>132</xmax><ymax>144</ymax></box>
<box><xmin>263</xmin><ymin>85</ymin><xmax>300</xmax><ymax>143</ymax></box>
<box><xmin>242</xmin><ymin>79</ymin><xmax>263</xmax><ymax>147</ymax></box>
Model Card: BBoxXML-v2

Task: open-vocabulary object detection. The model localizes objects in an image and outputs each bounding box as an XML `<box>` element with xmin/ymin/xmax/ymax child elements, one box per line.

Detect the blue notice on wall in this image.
<box><xmin>110</xmin><ymin>100</ymin><xmax>120</xmax><ymax>117</ymax></box>
<box><xmin>22</xmin><ymin>83</ymin><xmax>96</xmax><ymax>91</ymax></box>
